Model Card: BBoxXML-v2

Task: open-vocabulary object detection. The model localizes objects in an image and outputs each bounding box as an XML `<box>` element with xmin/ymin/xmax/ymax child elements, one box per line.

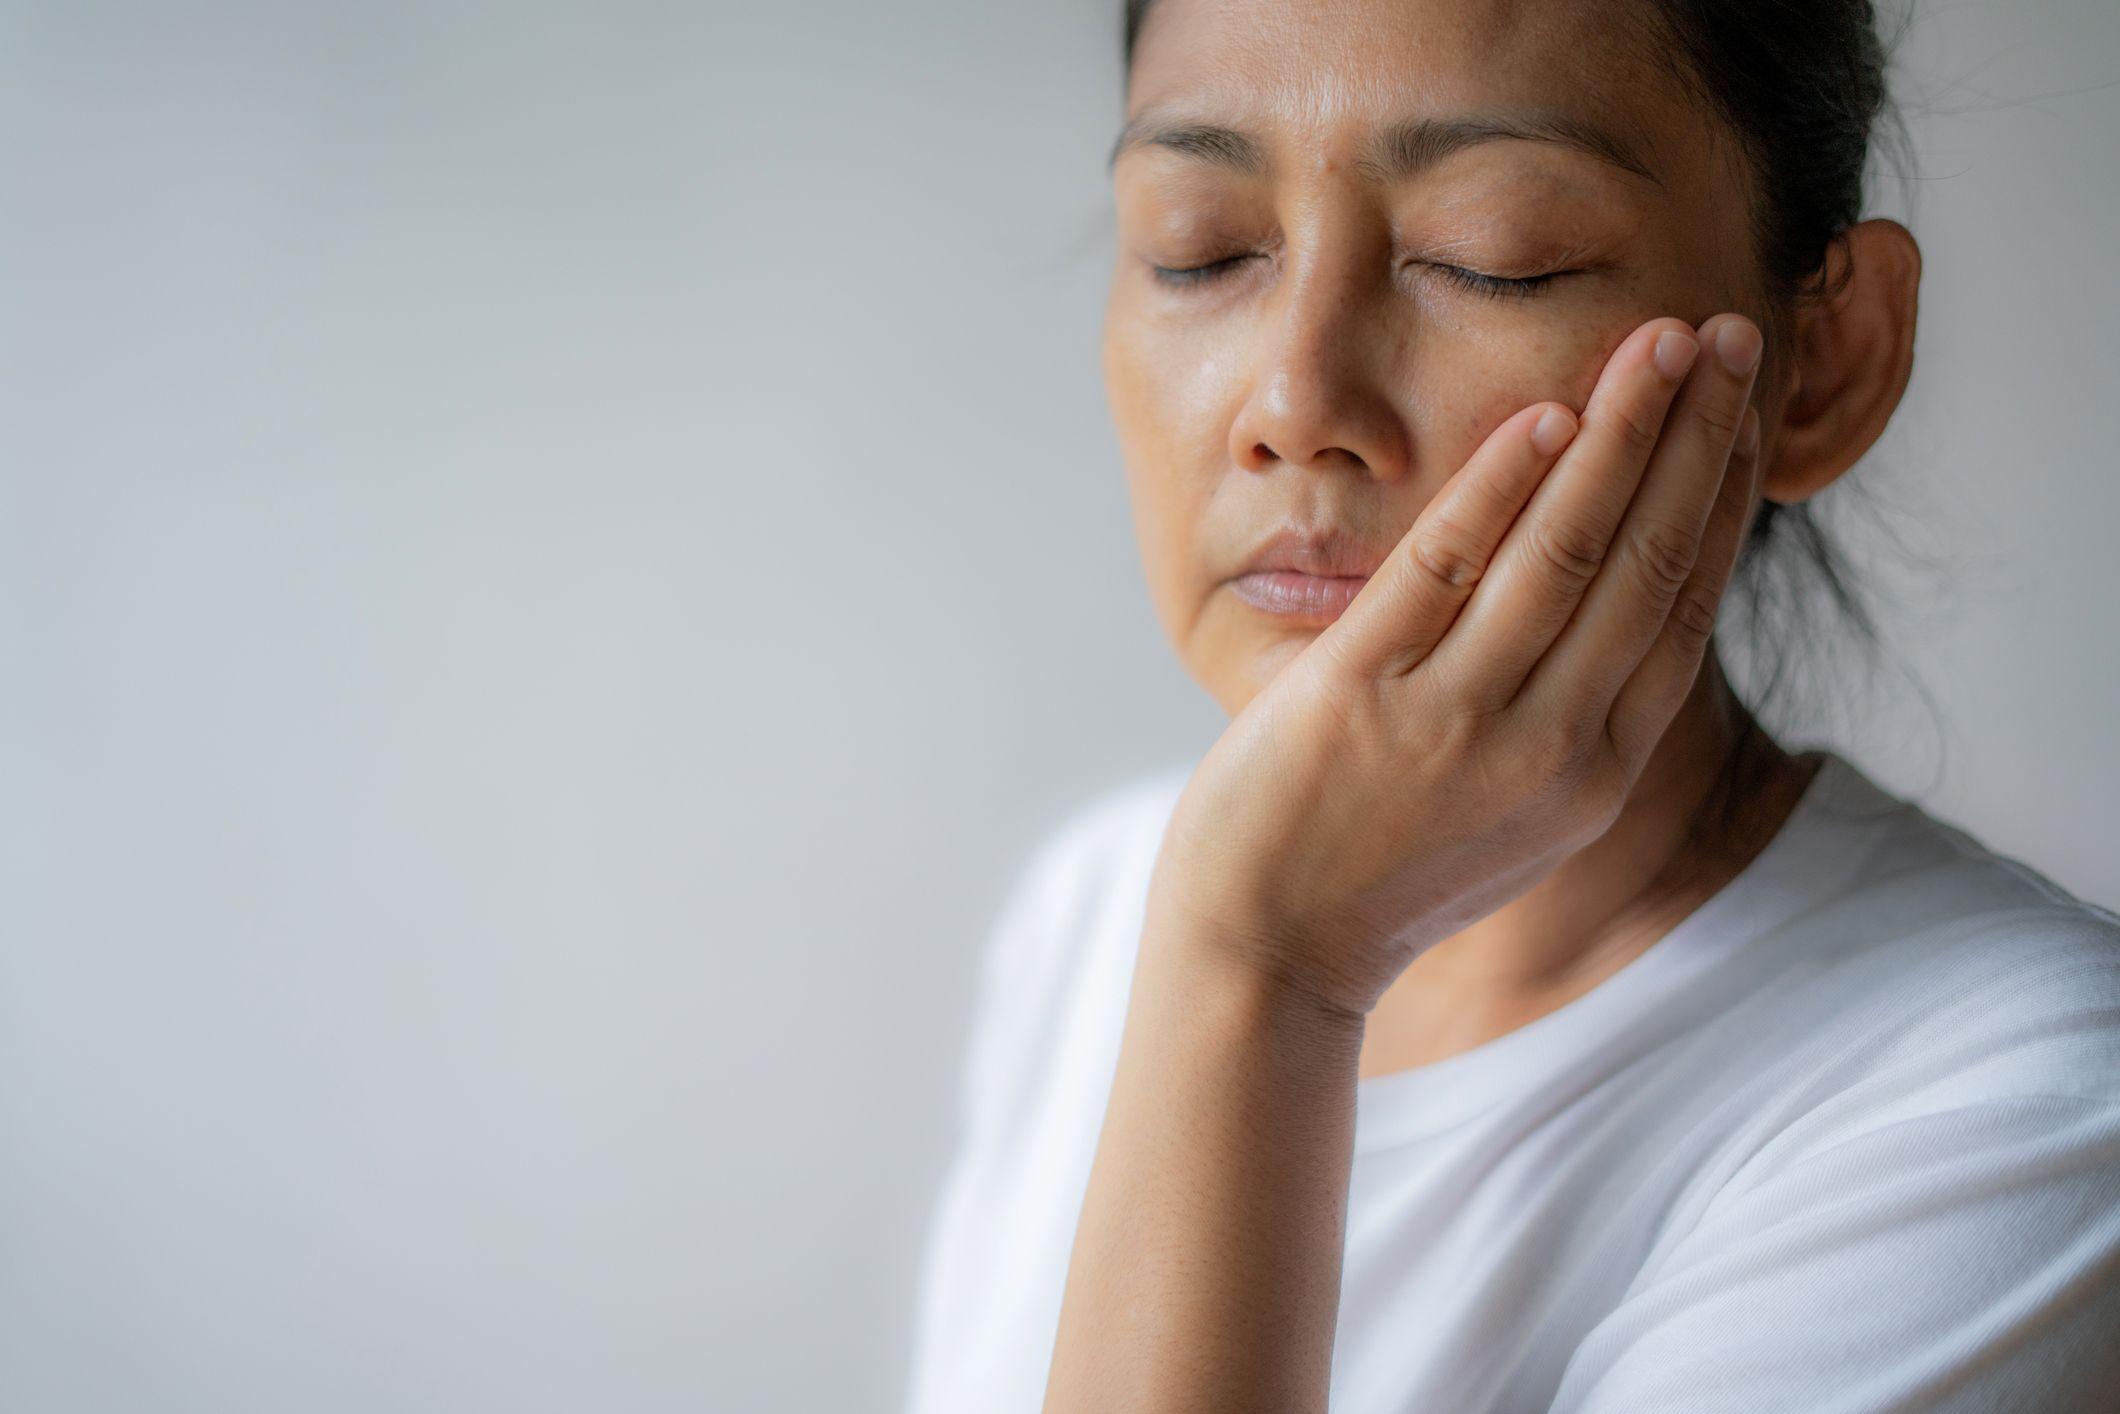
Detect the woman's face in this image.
<box><xmin>1104</xmin><ymin>0</ymin><xmax>1774</xmax><ymax>715</ymax></box>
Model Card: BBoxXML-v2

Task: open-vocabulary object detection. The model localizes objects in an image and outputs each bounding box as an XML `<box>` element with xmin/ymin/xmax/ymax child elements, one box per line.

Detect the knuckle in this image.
<box><xmin>1609</xmin><ymin>400</ymin><xmax>1664</xmax><ymax>456</ymax></box>
<box><xmin>1524</xmin><ymin>513</ymin><xmax>1607</xmax><ymax>590</ymax></box>
<box><xmin>1409</xmin><ymin>648</ymin><xmax>1478</xmax><ymax>722</ymax></box>
<box><xmin>1520</xmin><ymin>713</ymin><xmax>1599</xmax><ymax>799</ymax></box>
<box><xmin>1406</xmin><ymin>518</ymin><xmax>1486</xmax><ymax>591</ymax></box>
<box><xmin>1410</xmin><ymin>658</ymin><xmax>1511</xmax><ymax>759</ymax></box>
<box><xmin>1622</xmin><ymin>518</ymin><xmax>1700</xmax><ymax>601</ymax></box>
<box><xmin>1695</xmin><ymin>397</ymin><xmax>1745</xmax><ymax>443</ymax></box>
<box><xmin>1307</xmin><ymin>630</ymin><xmax>1381</xmax><ymax>708</ymax></box>
<box><xmin>1664</xmin><ymin>584</ymin><xmax>1723</xmax><ymax>655</ymax></box>
<box><xmin>1428</xmin><ymin>686</ymin><xmax>1490</xmax><ymax>760</ymax></box>
<box><xmin>1532</xmin><ymin>725</ymin><xmax>1627</xmax><ymax>835</ymax></box>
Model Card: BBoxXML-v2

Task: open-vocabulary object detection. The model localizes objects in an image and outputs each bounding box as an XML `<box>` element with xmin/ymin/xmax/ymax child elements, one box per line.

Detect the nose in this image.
<box><xmin>1226</xmin><ymin>226</ymin><xmax>1410</xmax><ymax>483</ymax></box>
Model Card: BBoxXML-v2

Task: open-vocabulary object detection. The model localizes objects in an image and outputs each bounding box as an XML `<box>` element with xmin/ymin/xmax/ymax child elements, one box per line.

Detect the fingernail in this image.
<box><xmin>1653</xmin><ymin>329</ymin><xmax>1700</xmax><ymax>381</ymax></box>
<box><xmin>1737</xmin><ymin>406</ymin><xmax>1761</xmax><ymax>457</ymax></box>
<box><xmin>1715</xmin><ymin>320</ymin><xmax>1763</xmax><ymax>376</ymax></box>
<box><xmin>1532</xmin><ymin>405</ymin><xmax>1577</xmax><ymax>456</ymax></box>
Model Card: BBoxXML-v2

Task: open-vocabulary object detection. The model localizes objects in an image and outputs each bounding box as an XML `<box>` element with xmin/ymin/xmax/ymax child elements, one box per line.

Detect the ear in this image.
<box><xmin>1761</xmin><ymin>217</ymin><xmax>1922</xmax><ymax>505</ymax></box>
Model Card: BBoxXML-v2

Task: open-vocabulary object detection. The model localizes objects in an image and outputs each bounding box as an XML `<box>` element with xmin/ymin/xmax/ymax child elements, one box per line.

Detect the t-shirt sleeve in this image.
<box><xmin>1549</xmin><ymin>916</ymin><xmax>2120</xmax><ymax>1413</ymax></box>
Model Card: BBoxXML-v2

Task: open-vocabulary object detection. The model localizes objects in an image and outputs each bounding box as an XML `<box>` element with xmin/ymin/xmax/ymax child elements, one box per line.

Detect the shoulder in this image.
<box><xmin>948</xmin><ymin>760</ymin><xmax>1192</xmax><ymax>1113</ymax></box>
<box><xmin>1733</xmin><ymin>758</ymin><xmax>2120</xmax><ymax>1166</ymax></box>
<box><xmin>1557</xmin><ymin>784</ymin><xmax>2120</xmax><ymax>1411</ymax></box>
<box><xmin>1826</xmin><ymin>766</ymin><xmax>2118</xmax><ymax>1073</ymax></box>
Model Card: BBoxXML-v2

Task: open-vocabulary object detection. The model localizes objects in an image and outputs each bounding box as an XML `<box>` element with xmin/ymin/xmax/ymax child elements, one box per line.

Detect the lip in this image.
<box><xmin>1226</xmin><ymin>524</ymin><xmax>1394</xmax><ymax>622</ymax></box>
<box><xmin>1236</xmin><ymin>524</ymin><xmax>1396</xmax><ymax>579</ymax></box>
<box><xmin>1229</xmin><ymin>570</ymin><xmax>1370</xmax><ymax>621</ymax></box>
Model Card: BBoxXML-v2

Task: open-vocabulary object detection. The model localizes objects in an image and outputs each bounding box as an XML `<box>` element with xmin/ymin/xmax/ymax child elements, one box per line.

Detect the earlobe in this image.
<box><xmin>1759</xmin><ymin>218</ymin><xmax>1922</xmax><ymax>505</ymax></box>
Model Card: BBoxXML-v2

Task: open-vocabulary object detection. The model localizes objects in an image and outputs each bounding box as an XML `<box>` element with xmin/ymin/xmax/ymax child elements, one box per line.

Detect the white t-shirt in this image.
<box><xmin>902</xmin><ymin>748</ymin><xmax>2120</xmax><ymax>1413</ymax></box>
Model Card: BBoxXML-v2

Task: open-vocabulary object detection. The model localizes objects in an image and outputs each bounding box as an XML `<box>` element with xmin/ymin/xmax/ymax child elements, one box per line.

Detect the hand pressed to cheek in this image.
<box><xmin>1519</xmin><ymin>312</ymin><xmax>1765</xmax><ymax>727</ymax></box>
<box><xmin>1321</xmin><ymin>398</ymin><xmax>1582</xmax><ymax>682</ymax></box>
<box><xmin>1417</xmin><ymin>315</ymin><xmax>1707</xmax><ymax>705</ymax></box>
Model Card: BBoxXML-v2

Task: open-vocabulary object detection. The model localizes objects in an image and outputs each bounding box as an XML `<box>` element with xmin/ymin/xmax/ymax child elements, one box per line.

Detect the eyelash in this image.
<box><xmin>1149</xmin><ymin>256</ymin><xmax>1254</xmax><ymax>288</ymax></box>
<box><xmin>1427</xmin><ymin>262</ymin><xmax>1565</xmax><ymax>301</ymax></box>
<box><xmin>1148</xmin><ymin>256</ymin><xmax>1566</xmax><ymax>301</ymax></box>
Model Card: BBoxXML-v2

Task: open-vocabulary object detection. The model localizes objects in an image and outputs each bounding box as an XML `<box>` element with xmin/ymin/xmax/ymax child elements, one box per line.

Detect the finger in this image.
<box><xmin>1322</xmin><ymin>399</ymin><xmax>1580</xmax><ymax>679</ymax></box>
<box><xmin>1422</xmin><ymin>316</ymin><xmax>1702</xmax><ymax>710</ymax></box>
<box><xmin>1517</xmin><ymin>312</ymin><xmax>1764</xmax><ymax>721</ymax></box>
<box><xmin>1606</xmin><ymin>402</ymin><xmax>1763</xmax><ymax>770</ymax></box>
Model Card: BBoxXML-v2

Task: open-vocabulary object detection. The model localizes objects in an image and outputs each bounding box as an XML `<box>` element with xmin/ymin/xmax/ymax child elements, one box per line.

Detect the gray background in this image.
<box><xmin>2</xmin><ymin>2</ymin><xmax>2114</xmax><ymax>1410</ymax></box>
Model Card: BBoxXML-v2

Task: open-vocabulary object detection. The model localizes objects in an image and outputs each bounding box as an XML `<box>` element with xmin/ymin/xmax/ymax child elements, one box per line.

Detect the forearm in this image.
<box><xmin>1041</xmin><ymin>904</ymin><xmax>1367</xmax><ymax>1414</ymax></box>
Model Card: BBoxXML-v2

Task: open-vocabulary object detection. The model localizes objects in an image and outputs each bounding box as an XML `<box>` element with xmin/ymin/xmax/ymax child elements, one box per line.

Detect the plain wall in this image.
<box><xmin>2</xmin><ymin>1</ymin><xmax>2114</xmax><ymax>1409</ymax></box>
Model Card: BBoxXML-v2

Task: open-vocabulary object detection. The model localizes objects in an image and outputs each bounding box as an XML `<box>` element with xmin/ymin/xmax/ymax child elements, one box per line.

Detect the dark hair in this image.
<box><xmin>1120</xmin><ymin>0</ymin><xmax>1930</xmax><ymax>855</ymax></box>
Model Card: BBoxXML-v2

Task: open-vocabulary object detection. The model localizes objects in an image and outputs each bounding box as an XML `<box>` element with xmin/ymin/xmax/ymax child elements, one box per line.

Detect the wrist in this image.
<box><xmin>1140</xmin><ymin>893</ymin><xmax>1375</xmax><ymax>1040</ymax></box>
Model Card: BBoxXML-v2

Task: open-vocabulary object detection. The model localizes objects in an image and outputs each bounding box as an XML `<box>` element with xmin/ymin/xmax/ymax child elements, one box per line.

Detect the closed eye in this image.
<box><xmin>1420</xmin><ymin>262</ymin><xmax>1568</xmax><ymax>300</ymax></box>
<box><xmin>1150</xmin><ymin>255</ymin><xmax>1574</xmax><ymax>298</ymax></box>
<box><xmin>1148</xmin><ymin>254</ymin><xmax>1256</xmax><ymax>288</ymax></box>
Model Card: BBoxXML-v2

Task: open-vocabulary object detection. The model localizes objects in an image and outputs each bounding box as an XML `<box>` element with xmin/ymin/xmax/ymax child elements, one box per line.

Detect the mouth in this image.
<box><xmin>1227</xmin><ymin>570</ymin><xmax>1370</xmax><ymax>622</ymax></box>
<box><xmin>1226</xmin><ymin>523</ymin><xmax>1393</xmax><ymax>623</ymax></box>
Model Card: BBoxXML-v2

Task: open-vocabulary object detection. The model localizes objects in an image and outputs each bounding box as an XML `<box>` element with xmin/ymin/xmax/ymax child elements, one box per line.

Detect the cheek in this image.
<box><xmin>1102</xmin><ymin>312</ymin><xmax>1222</xmax><ymax>631</ymax></box>
<box><xmin>1104</xmin><ymin>307</ymin><xmax>1230</xmax><ymax>453</ymax></box>
<box><xmin>1104</xmin><ymin>311</ymin><xmax>1232</xmax><ymax>530</ymax></box>
<box><xmin>1405</xmin><ymin>317</ymin><xmax>1629</xmax><ymax>471</ymax></box>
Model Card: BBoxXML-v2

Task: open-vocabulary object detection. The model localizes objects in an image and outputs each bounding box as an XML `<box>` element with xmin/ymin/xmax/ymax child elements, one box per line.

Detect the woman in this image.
<box><xmin>907</xmin><ymin>1</ymin><xmax>2120</xmax><ymax>1410</ymax></box>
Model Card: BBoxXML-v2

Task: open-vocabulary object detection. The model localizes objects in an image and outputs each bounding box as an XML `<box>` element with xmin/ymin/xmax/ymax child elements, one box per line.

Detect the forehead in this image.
<box><xmin>1122</xmin><ymin>0</ymin><xmax>1717</xmax><ymax>189</ymax></box>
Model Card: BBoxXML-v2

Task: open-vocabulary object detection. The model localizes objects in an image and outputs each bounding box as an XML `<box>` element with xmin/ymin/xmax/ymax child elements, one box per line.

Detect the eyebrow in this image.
<box><xmin>1107</xmin><ymin>110</ymin><xmax>1663</xmax><ymax>189</ymax></box>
